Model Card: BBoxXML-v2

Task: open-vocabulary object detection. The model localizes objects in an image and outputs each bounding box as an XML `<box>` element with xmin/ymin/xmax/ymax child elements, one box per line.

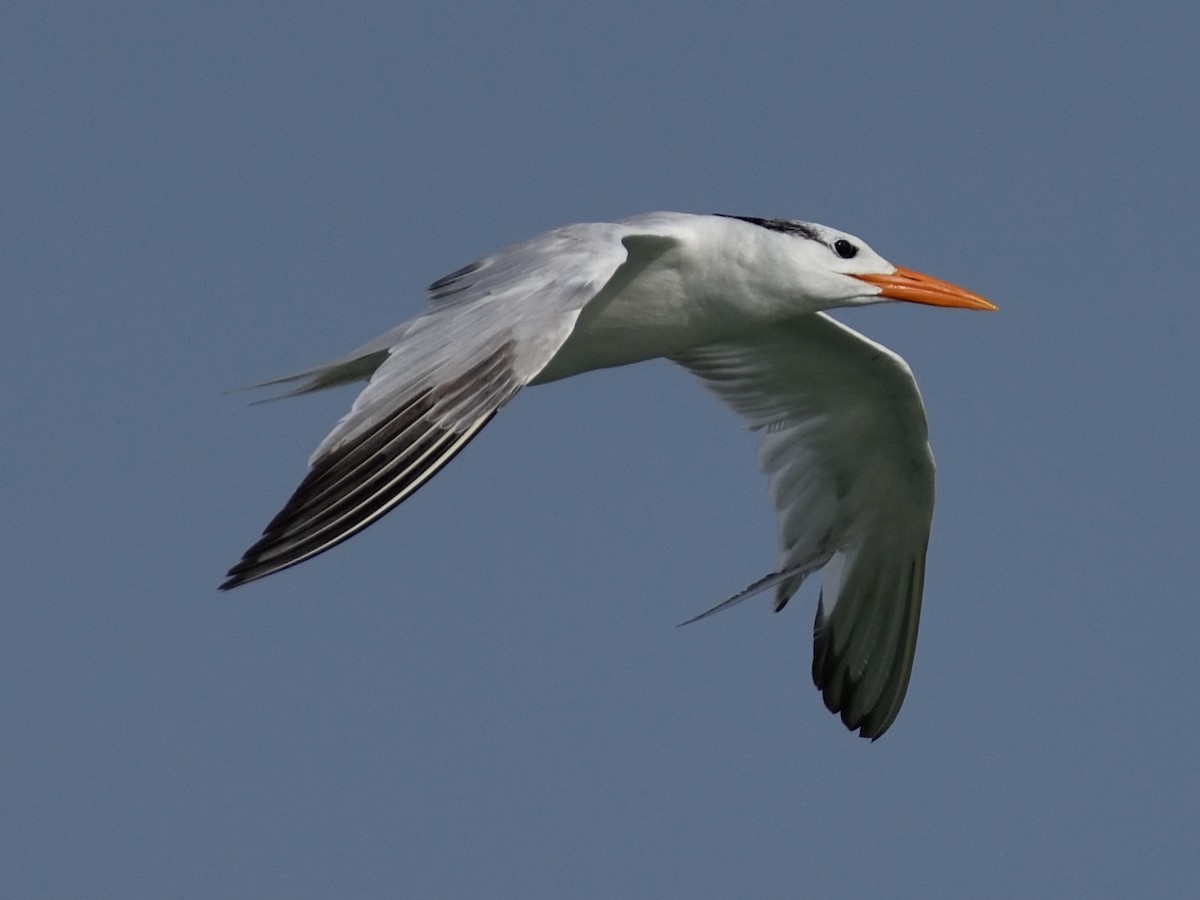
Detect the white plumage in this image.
<box><xmin>223</xmin><ymin>212</ymin><xmax>994</xmax><ymax>739</ymax></box>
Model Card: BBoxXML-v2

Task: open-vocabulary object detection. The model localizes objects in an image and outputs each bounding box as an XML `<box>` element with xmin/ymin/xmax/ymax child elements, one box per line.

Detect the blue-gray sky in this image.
<box><xmin>4</xmin><ymin>2</ymin><xmax>1198</xmax><ymax>897</ymax></box>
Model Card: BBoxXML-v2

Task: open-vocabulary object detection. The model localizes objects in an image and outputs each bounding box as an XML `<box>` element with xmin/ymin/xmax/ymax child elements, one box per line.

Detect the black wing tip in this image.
<box><xmin>220</xmin><ymin>512</ymin><xmax>328</xmax><ymax>590</ymax></box>
<box><xmin>812</xmin><ymin>667</ymin><xmax>898</xmax><ymax>740</ymax></box>
<box><xmin>220</xmin><ymin>542</ymin><xmax>328</xmax><ymax>590</ymax></box>
<box><xmin>856</xmin><ymin>709</ymin><xmax>897</xmax><ymax>741</ymax></box>
<box><xmin>218</xmin><ymin>556</ymin><xmax>272</xmax><ymax>592</ymax></box>
<box><xmin>219</xmin><ymin>507</ymin><xmax>350</xmax><ymax>590</ymax></box>
<box><xmin>812</xmin><ymin>608</ymin><xmax>901</xmax><ymax>742</ymax></box>
<box><xmin>218</xmin><ymin>343</ymin><xmax>522</xmax><ymax>594</ymax></box>
<box><xmin>216</xmin><ymin>523</ymin><xmax>303</xmax><ymax>591</ymax></box>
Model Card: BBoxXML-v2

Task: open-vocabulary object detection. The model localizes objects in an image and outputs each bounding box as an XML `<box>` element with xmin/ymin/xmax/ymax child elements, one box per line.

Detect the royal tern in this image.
<box><xmin>223</xmin><ymin>212</ymin><xmax>994</xmax><ymax>739</ymax></box>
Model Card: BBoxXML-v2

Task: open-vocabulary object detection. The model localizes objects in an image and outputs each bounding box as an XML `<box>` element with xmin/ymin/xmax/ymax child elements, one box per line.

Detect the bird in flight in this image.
<box><xmin>223</xmin><ymin>212</ymin><xmax>994</xmax><ymax>739</ymax></box>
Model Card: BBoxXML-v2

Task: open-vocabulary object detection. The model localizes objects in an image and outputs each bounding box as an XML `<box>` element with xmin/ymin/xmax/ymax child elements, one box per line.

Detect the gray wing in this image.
<box><xmin>222</xmin><ymin>226</ymin><xmax>677</xmax><ymax>589</ymax></box>
<box><xmin>672</xmin><ymin>313</ymin><xmax>935</xmax><ymax>739</ymax></box>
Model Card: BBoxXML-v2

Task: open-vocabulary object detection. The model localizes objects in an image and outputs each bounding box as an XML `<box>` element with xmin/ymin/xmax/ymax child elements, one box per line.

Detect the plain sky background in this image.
<box><xmin>4</xmin><ymin>2</ymin><xmax>1198</xmax><ymax>897</ymax></box>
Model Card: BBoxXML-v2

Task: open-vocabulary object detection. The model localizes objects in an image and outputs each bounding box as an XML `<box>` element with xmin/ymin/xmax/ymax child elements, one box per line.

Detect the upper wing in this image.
<box><xmin>222</xmin><ymin>225</ymin><xmax>677</xmax><ymax>589</ymax></box>
<box><xmin>672</xmin><ymin>313</ymin><xmax>935</xmax><ymax>739</ymax></box>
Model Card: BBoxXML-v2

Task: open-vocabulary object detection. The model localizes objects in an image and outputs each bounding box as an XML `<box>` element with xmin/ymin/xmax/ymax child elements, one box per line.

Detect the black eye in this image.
<box><xmin>833</xmin><ymin>239</ymin><xmax>858</xmax><ymax>259</ymax></box>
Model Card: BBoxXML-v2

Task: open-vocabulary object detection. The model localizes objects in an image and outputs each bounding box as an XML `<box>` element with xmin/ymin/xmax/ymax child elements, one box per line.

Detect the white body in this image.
<box><xmin>224</xmin><ymin>211</ymin><xmax>993</xmax><ymax>739</ymax></box>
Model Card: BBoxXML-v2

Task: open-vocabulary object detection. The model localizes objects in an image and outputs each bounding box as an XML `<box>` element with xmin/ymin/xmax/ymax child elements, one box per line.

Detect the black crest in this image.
<box><xmin>715</xmin><ymin>215</ymin><xmax>819</xmax><ymax>242</ymax></box>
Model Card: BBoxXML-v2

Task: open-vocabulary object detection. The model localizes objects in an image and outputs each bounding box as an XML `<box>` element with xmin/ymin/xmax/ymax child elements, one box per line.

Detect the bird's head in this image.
<box><xmin>718</xmin><ymin>215</ymin><xmax>996</xmax><ymax>314</ymax></box>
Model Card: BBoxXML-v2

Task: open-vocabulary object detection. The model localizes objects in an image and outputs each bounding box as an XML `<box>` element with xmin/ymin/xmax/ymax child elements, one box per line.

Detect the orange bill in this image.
<box><xmin>854</xmin><ymin>266</ymin><xmax>997</xmax><ymax>310</ymax></box>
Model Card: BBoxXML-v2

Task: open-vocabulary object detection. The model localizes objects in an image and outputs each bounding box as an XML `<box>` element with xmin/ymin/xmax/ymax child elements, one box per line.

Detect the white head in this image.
<box><xmin>717</xmin><ymin>215</ymin><xmax>995</xmax><ymax>313</ymax></box>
